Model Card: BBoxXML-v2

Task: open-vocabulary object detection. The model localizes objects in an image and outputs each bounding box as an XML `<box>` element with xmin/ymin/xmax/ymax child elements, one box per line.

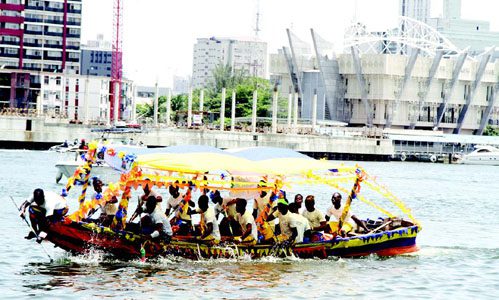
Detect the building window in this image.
<box><xmin>44</xmin><ymin>76</ymin><xmax>49</xmax><ymax>84</ymax></box>
<box><xmin>56</xmin><ymin>77</ymin><xmax>61</xmax><ymax>85</ymax></box>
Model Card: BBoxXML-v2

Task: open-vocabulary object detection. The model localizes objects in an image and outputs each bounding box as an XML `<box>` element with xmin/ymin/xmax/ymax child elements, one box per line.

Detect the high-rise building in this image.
<box><xmin>192</xmin><ymin>36</ymin><xmax>267</xmax><ymax>89</ymax></box>
<box><xmin>427</xmin><ymin>0</ymin><xmax>499</xmax><ymax>56</ymax></box>
<box><xmin>80</xmin><ymin>35</ymin><xmax>112</xmax><ymax>77</ymax></box>
<box><xmin>0</xmin><ymin>0</ymin><xmax>82</xmax><ymax>72</ymax></box>
<box><xmin>0</xmin><ymin>0</ymin><xmax>82</xmax><ymax>109</ymax></box>
<box><xmin>399</xmin><ymin>0</ymin><xmax>430</xmax><ymax>23</ymax></box>
<box><xmin>173</xmin><ymin>75</ymin><xmax>189</xmax><ymax>95</ymax></box>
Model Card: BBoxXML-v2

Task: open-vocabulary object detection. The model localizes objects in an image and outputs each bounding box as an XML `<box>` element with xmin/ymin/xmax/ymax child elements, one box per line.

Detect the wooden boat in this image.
<box><xmin>39</xmin><ymin>142</ymin><xmax>421</xmax><ymax>260</ymax></box>
<box><xmin>45</xmin><ymin>219</ymin><xmax>419</xmax><ymax>259</ymax></box>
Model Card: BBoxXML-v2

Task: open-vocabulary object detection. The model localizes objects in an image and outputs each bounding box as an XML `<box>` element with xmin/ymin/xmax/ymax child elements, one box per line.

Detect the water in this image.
<box><xmin>1</xmin><ymin>150</ymin><xmax>498</xmax><ymax>299</ymax></box>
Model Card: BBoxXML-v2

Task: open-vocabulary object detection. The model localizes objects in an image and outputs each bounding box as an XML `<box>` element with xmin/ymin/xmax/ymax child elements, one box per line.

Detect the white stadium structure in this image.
<box><xmin>270</xmin><ymin>17</ymin><xmax>499</xmax><ymax>135</ymax></box>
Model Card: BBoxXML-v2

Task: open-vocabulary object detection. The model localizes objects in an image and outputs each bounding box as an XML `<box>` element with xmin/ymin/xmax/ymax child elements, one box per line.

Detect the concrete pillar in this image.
<box><xmin>231</xmin><ymin>90</ymin><xmax>236</xmax><ymax>132</ymax></box>
<box><xmin>153</xmin><ymin>81</ymin><xmax>159</xmax><ymax>126</ymax></box>
<box><xmin>36</xmin><ymin>94</ymin><xmax>42</xmax><ymax>117</ymax></box>
<box><xmin>271</xmin><ymin>89</ymin><xmax>278</xmax><ymax>134</ymax></box>
<box><xmin>166</xmin><ymin>89</ymin><xmax>171</xmax><ymax>126</ymax></box>
<box><xmin>293</xmin><ymin>92</ymin><xmax>298</xmax><ymax>127</ymax></box>
<box><xmin>84</xmin><ymin>75</ymin><xmax>90</xmax><ymax>124</ymax></box>
<box><xmin>106</xmin><ymin>82</ymin><xmax>111</xmax><ymax>126</ymax></box>
<box><xmin>113</xmin><ymin>81</ymin><xmax>120</xmax><ymax>124</ymax></box>
<box><xmin>199</xmin><ymin>89</ymin><xmax>204</xmax><ymax>111</ymax></box>
<box><xmin>312</xmin><ymin>91</ymin><xmax>317</xmax><ymax>131</ymax></box>
<box><xmin>220</xmin><ymin>87</ymin><xmax>226</xmax><ymax>131</ymax></box>
<box><xmin>252</xmin><ymin>89</ymin><xmax>258</xmax><ymax>133</ymax></box>
<box><xmin>287</xmin><ymin>92</ymin><xmax>292</xmax><ymax>128</ymax></box>
<box><xmin>131</xmin><ymin>84</ymin><xmax>137</xmax><ymax>123</ymax></box>
<box><xmin>187</xmin><ymin>89</ymin><xmax>193</xmax><ymax>127</ymax></box>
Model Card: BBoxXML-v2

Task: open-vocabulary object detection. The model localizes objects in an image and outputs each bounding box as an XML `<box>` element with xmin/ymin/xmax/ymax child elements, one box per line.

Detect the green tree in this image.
<box><xmin>483</xmin><ymin>125</ymin><xmax>499</xmax><ymax>136</ymax></box>
<box><xmin>208</xmin><ymin>63</ymin><xmax>247</xmax><ymax>95</ymax></box>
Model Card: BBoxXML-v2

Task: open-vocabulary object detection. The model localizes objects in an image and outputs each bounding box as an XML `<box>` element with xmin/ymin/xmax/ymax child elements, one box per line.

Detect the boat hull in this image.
<box><xmin>45</xmin><ymin>220</ymin><xmax>420</xmax><ymax>260</ymax></box>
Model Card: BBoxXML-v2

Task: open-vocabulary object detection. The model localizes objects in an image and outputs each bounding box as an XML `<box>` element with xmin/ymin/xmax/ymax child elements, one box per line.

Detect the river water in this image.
<box><xmin>0</xmin><ymin>150</ymin><xmax>498</xmax><ymax>299</ymax></box>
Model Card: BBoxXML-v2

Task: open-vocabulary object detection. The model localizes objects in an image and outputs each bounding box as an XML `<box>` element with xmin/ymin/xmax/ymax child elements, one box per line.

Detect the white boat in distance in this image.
<box><xmin>55</xmin><ymin>143</ymin><xmax>145</xmax><ymax>184</ymax></box>
<box><xmin>459</xmin><ymin>145</ymin><xmax>499</xmax><ymax>166</ymax></box>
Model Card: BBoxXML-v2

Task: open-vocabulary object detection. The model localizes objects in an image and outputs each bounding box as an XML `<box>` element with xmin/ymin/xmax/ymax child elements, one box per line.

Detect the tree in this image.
<box><xmin>208</xmin><ymin>63</ymin><xmax>247</xmax><ymax>95</ymax></box>
<box><xmin>483</xmin><ymin>125</ymin><xmax>499</xmax><ymax>136</ymax></box>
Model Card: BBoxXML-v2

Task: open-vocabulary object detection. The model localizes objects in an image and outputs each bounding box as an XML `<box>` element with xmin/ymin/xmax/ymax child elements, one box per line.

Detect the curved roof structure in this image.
<box><xmin>344</xmin><ymin>16</ymin><xmax>463</xmax><ymax>57</ymax></box>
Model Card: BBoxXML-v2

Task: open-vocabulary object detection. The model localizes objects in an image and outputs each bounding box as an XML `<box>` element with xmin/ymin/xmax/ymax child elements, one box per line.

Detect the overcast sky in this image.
<box><xmin>81</xmin><ymin>0</ymin><xmax>499</xmax><ymax>87</ymax></box>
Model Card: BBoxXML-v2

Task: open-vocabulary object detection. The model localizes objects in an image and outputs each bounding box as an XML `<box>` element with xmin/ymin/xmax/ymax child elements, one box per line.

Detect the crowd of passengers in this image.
<box><xmin>20</xmin><ymin>178</ymin><xmax>372</xmax><ymax>245</ymax></box>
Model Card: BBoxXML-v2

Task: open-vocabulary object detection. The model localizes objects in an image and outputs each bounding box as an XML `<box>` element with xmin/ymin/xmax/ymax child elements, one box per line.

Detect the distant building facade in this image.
<box><xmin>0</xmin><ymin>0</ymin><xmax>82</xmax><ymax>109</ymax></box>
<box><xmin>271</xmin><ymin>24</ymin><xmax>499</xmax><ymax>135</ymax></box>
<box><xmin>399</xmin><ymin>0</ymin><xmax>430</xmax><ymax>23</ymax></box>
<box><xmin>192</xmin><ymin>36</ymin><xmax>267</xmax><ymax>88</ymax></box>
<box><xmin>173</xmin><ymin>75</ymin><xmax>190</xmax><ymax>95</ymax></box>
<box><xmin>427</xmin><ymin>0</ymin><xmax>499</xmax><ymax>56</ymax></box>
<box><xmin>135</xmin><ymin>85</ymin><xmax>171</xmax><ymax>105</ymax></box>
<box><xmin>80</xmin><ymin>34</ymin><xmax>112</xmax><ymax>77</ymax></box>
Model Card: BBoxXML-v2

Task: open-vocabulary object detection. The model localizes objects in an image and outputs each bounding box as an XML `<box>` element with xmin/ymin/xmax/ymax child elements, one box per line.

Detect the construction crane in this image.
<box><xmin>110</xmin><ymin>0</ymin><xmax>123</xmax><ymax>122</ymax></box>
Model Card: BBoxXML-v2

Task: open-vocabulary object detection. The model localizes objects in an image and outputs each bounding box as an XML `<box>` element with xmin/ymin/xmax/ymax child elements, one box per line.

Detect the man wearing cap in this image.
<box><xmin>326</xmin><ymin>192</ymin><xmax>369</xmax><ymax>235</ymax></box>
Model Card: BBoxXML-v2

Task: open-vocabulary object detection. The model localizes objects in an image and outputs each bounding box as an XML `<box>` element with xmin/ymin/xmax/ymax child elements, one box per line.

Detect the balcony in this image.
<box><xmin>43</xmin><ymin>54</ymin><xmax>63</xmax><ymax>61</ymax></box>
<box><xmin>44</xmin><ymin>19</ymin><xmax>64</xmax><ymax>25</ymax></box>
<box><xmin>0</xmin><ymin>3</ymin><xmax>25</xmax><ymax>12</ymax></box>
<box><xmin>44</xmin><ymin>44</ymin><xmax>63</xmax><ymax>49</ymax></box>
<box><xmin>0</xmin><ymin>52</ymin><xmax>20</xmax><ymax>58</ymax></box>
<box><xmin>0</xmin><ymin>16</ymin><xmax>24</xmax><ymax>24</ymax></box>
<box><xmin>44</xmin><ymin>7</ymin><xmax>65</xmax><ymax>13</ymax></box>
<box><xmin>23</xmin><ymin>42</ymin><xmax>43</xmax><ymax>47</ymax></box>
<box><xmin>24</xmin><ymin>5</ymin><xmax>44</xmax><ymax>11</ymax></box>
<box><xmin>66</xmin><ymin>20</ymin><xmax>81</xmax><ymax>26</ymax></box>
<box><xmin>1</xmin><ymin>40</ymin><xmax>20</xmax><ymax>46</ymax></box>
<box><xmin>24</xmin><ymin>17</ymin><xmax>43</xmax><ymax>23</ymax></box>
<box><xmin>24</xmin><ymin>54</ymin><xmax>42</xmax><ymax>59</ymax></box>
<box><xmin>66</xmin><ymin>45</ymin><xmax>80</xmax><ymax>50</ymax></box>
<box><xmin>24</xmin><ymin>29</ymin><xmax>43</xmax><ymax>35</ymax></box>
<box><xmin>44</xmin><ymin>31</ymin><xmax>63</xmax><ymax>37</ymax></box>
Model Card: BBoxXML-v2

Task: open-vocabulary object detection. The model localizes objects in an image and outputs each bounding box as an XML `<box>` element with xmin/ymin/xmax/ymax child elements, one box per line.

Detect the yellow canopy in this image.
<box><xmin>136</xmin><ymin>152</ymin><xmax>356</xmax><ymax>176</ymax></box>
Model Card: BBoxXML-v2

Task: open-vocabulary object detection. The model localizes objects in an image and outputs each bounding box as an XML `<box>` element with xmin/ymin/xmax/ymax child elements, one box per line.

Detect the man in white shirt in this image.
<box><xmin>325</xmin><ymin>192</ymin><xmax>369</xmax><ymax>235</ymax></box>
<box><xmin>234</xmin><ymin>198</ymin><xmax>258</xmax><ymax>244</ymax></box>
<box><xmin>165</xmin><ymin>183</ymin><xmax>194</xmax><ymax>235</ymax></box>
<box><xmin>142</xmin><ymin>196</ymin><xmax>172</xmax><ymax>242</ymax></box>
<box><xmin>288</xmin><ymin>203</ymin><xmax>312</xmax><ymax>243</ymax></box>
<box><xmin>20</xmin><ymin>188</ymin><xmax>68</xmax><ymax>241</ymax></box>
<box><xmin>189</xmin><ymin>195</ymin><xmax>220</xmax><ymax>243</ymax></box>
<box><xmin>210</xmin><ymin>190</ymin><xmax>240</xmax><ymax>236</ymax></box>
<box><xmin>302</xmin><ymin>195</ymin><xmax>327</xmax><ymax>232</ymax></box>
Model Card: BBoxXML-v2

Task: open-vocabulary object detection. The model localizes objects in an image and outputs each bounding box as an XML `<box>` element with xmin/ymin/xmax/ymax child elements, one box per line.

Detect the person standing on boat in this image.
<box><xmin>325</xmin><ymin>192</ymin><xmax>369</xmax><ymax>235</ymax></box>
<box><xmin>234</xmin><ymin>198</ymin><xmax>258</xmax><ymax>245</ymax></box>
<box><xmin>141</xmin><ymin>196</ymin><xmax>172</xmax><ymax>242</ymax></box>
<box><xmin>19</xmin><ymin>188</ymin><xmax>68</xmax><ymax>242</ymax></box>
<box><xmin>252</xmin><ymin>187</ymin><xmax>273</xmax><ymax>220</ymax></box>
<box><xmin>210</xmin><ymin>190</ymin><xmax>240</xmax><ymax>236</ymax></box>
<box><xmin>86</xmin><ymin>178</ymin><xmax>118</xmax><ymax>226</ymax></box>
<box><xmin>302</xmin><ymin>195</ymin><xmax>327</xmax><ymax>232</ymax></box>
<box><xmin>165</xmin><ymin>183</ymin><xmax>194</xmax><ymax>235</ymax></box>
<box><xmin>189</xmin><ymin>195</ymin><xmax>220</xmax><ymax>244</ymax></box>
<box><xmin>141</xmin><ymin>179</ymin><xmax>163</xmax><ymax>214</ymax></box>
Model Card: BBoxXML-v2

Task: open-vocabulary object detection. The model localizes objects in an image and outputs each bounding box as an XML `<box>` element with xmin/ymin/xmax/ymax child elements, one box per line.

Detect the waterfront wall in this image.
<box><xmin>0</xmin><ymin>116</ymin><xmax>393</xmax><ymax>159</ymax></box>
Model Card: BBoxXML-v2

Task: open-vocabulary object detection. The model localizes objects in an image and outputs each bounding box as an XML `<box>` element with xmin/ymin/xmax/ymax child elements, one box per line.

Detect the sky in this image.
<box><xmin>81</xmin><ymin>0</ymin><xmax>499</xmax><ymax>87</ymax></box>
